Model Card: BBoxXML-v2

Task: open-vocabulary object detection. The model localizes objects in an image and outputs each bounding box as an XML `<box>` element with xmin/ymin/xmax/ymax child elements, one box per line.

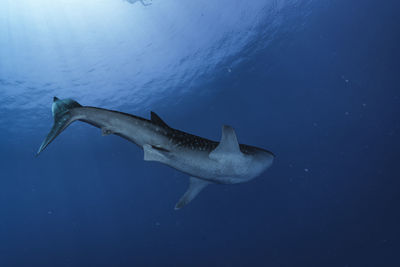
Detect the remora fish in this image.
<box><xmin>37</xmin><ymin>97</ymin><xmax>274</xmax><ymax>209</ymax></box>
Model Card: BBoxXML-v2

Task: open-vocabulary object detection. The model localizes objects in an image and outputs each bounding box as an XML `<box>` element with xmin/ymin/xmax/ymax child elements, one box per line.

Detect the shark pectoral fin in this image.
<box><xmin>209</xmin><ymin>125</ymin><xmax>242</xmax><ymax>160</ymax></box>
<box><xmin>143</xmin><ymin>144</ymin><xmax>169</xmax><ymax>162</ymax></box>
<box><xmin>101</xmin><ymin>127</ymin><xmax>113</xmax><ymax>136</ymax></box>
<box><xmin>175</xmin><ymin>177</ymin><xmax>210</xmax><ymax>210</ymax></box>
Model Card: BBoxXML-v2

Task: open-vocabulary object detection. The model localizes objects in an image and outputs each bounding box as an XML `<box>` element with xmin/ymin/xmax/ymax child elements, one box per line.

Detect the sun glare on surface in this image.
<box><xmin>0</xmin><ymin>0</ymin><xmax>284</xmax><ymax>114</ymax></box>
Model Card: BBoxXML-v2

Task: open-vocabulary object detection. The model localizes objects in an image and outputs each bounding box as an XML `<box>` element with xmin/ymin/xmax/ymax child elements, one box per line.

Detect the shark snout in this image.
<box><xmin>259</xmin><ymin>149</ymin><xmax>274</xmax><ymax>170</ymax></box>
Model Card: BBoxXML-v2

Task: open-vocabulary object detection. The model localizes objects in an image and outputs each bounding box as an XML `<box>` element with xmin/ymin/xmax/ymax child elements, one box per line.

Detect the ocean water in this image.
<box><xmin>0</xmin><ymin>0</ymin><xmax>399</xmax><ymax>266</ymax></box>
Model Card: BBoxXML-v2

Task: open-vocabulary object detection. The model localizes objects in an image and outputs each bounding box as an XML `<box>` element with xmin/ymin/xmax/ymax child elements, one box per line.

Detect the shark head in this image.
<box><xmin>238</xmin><ymin>145</ymin><xmax>274</xmax><ymax>181</ymax></box>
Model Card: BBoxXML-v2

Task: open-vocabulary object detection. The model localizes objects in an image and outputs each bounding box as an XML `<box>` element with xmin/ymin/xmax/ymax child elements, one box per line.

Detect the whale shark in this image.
<box><xmin>37</xmin><ymin>97</ymin><xmax>274</xmax><ymax>209</ymax></box>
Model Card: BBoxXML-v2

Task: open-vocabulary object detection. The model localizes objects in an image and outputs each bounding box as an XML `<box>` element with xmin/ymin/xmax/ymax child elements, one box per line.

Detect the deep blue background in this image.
<box><xmin>1</xmin><ymin>0</ymin><xmax>399</xmax><ymax>266</ymax></box>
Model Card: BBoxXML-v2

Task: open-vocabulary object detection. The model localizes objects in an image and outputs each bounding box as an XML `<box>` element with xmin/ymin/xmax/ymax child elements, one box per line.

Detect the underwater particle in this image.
<box><xmin>47</xmin><ymin>210</ymin><xmax>53</xmax><ymax>215</ymax></box>
<box><xmin>304</xmin><ymin>168</ymin><xmax>309</xmax><ymax>172</ymax></box>
<box><xmin>341</xmin><ymin>75</ymin><xmax>349</xmax><ymax>83</ymax></box>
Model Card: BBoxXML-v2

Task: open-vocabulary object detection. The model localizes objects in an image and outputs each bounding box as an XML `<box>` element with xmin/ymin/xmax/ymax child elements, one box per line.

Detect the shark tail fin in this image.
<box><xmin>36</xmin><ymin>97</ymin><xmax>82</xmax><ymax>156</ymax></box>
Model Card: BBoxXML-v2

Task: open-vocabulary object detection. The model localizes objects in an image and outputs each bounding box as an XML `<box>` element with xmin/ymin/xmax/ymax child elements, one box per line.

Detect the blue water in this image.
<box><xmin>1</xmin><ymin>0</ymin><xmax>399</xmax><ymax>266</ymax></box>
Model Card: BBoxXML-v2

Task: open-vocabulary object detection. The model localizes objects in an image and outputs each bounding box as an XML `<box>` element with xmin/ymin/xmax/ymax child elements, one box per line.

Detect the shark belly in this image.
<box><xmin>157</xmin><ymin>147</ymin><xmax>253</xmax><ymax>184</ymax></box>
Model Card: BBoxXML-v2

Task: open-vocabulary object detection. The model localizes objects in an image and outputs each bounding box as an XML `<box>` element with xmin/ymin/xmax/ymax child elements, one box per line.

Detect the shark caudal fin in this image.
<box><xmin>36</xmin><ymin>97</ymin><xmax>81</xmax><ymax>156</ymax></box>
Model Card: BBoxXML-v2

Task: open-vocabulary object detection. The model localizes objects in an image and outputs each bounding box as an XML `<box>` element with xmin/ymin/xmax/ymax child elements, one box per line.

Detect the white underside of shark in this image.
<box><xmin>37</xmin><ymin>98</ymin><xmax>274</xmax><ymax>209</ymax></box>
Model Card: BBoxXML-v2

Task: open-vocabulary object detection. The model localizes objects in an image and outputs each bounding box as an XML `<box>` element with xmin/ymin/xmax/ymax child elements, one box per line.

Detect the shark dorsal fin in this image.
<box><xmin>151</xmin><ymin>111</ymin><xmax>169</xmax><ymax>128</ymax></box>
<box><xmin>209</xmin><ymin>125</ymin><xmax>242</xmax><ymax>159</ymax></box>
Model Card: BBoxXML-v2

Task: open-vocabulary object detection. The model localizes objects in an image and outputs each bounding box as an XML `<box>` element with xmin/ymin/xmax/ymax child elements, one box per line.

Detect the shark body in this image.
<box><xmin>37</xmin><ymin>97</ymin><xmax>274</xmax><ymax>209</ymax></box>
